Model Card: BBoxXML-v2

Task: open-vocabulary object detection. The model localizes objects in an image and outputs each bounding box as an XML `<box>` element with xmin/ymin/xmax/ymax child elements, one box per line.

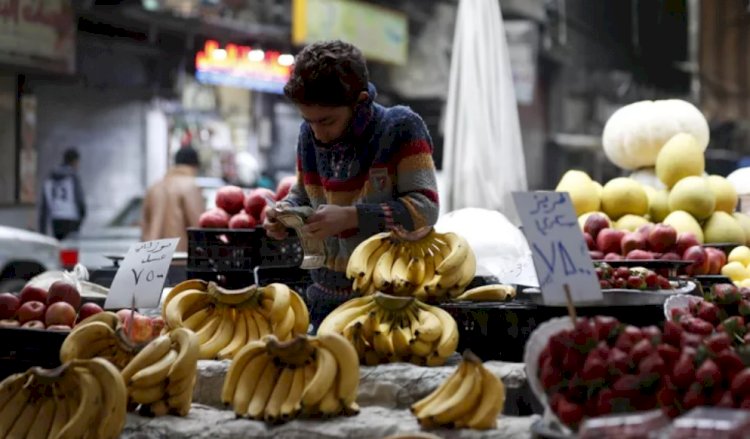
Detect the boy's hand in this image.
<box><xmin>262</xmin><ymin>206</ymin><xmax>288</xmax><ymax>240</ymax></box>
<box><xmin>302</xmin><ymin>205</ymin><xmax>358</xmax><ymax>240</ymax></box>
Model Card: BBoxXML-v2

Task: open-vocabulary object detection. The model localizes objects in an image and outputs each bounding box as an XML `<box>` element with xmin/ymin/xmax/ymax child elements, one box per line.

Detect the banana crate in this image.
<box><xmin>186</xmin><ymin>227</ymin><xmax>312</xmax><ymax>293</ymax></box>
<box><xmin>0</xmin><ymin>327</ymin><xmax>67</xmax><ymax>380</ymax></box>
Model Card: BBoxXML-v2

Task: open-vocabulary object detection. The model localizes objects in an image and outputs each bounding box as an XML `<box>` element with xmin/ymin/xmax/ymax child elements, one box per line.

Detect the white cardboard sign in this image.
<box><xmin>104</xmin><ymin>238</ymin><xmax>179</xmax><ymax>309</ymax></box>
<box><xmin>512</xmin><ymin>192</ymin><xmax>602</xmax><ymax>305</ymax></box>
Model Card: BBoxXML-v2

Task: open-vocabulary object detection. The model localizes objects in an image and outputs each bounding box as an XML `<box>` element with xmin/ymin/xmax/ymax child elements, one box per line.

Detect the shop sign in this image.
<box><xmin>0</xmin><ymin>0</ymin><xmax>76</xmax><ymax>74</ymax></box>
<box><xmin>195</xmin><ymin>40</ymin><xmax>292</xmax><ymax>94</ymax></box>
<box><xmin>292</xmin><ymin>0</ymin><xmax>408</xmax><ymax>66</ymax></box>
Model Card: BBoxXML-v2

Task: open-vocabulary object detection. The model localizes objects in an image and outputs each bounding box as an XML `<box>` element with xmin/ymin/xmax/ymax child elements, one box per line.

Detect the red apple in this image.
<box><xmin>604</xmin><ymin>252</ymin><xmax>623</xmax><ymax>261</ymax></box>
<box><xmin>18</xmin><ymin>285</ymin><xmax>48</xmax><ymax>305</ymax></box>
<box><xmin>275</xmin><ymin>176</ymin><xmax>296</xmax><ymax>201</ymax></box>
<box><xmin>684</xmin><ymin>245</ymin><xmax>709</xmax><ymax>276</ymax></box>
<box><xmin>626</xmin><ymin>249</ymin><xmax>653</xmax><ymax>260</ymax></box>
<box><xmin>215</xmin><ymin>185</ymin><xmax>246</xmax><ymax>215</ymax></box>
<box><xmin>661</xmin><ymin>252</ymin><xmax>681</xmax><ymax>261</ymax></box>
<box><xmin>676</xmin><ymin>233</ymin><xmax>701</xmax><ymax>256</ymax></box>
<box><xmin>21</xmin><ymin>320</ymin><xmax>45</xmax><ymax>330</ymax></box>
<box><xmin>151</xmin><ymin>316</ymin><xmax>166</xmax><ymax>337</ymax></box>
<box><xmin>17</xmin><ymin>301</ymin><xmax>46</xmax><ymax>324</ymax></box>
<box><xmin>0</xmin><ymin>319</ymin><xmax>19</xmax><ymax>327</ymax></box>
<box><xmin>597</xmin><ymin>229</ymin><xmax>626</xmax><ymax>256</ymax></box>
<box><xmin>584</xmin><ymin>232</ymin><xmax>596</xmax><ymax>251</ymax></box>
<box><xmin>584</xmin><ymin>214</ymin><xmax>610</xmax><ymax>240</ymax></box>
<box><xmin>621</xmin><ymin>232</ymin><xmax>647</xmax><ymax>255</ymax></box>
<box><xmin>0</xmin><ymin>292</ymin><xmax>20</xmax><ymax>320</ymax></box>
<box><xmin>648</xmin><ymin>224</ymin><xmax>678</xmax><ymax>253</ymax></box>
<box><xmin>705</xmin><ymin>248</ymin><xmax>727</xmax><ymax>275</ymax></box>
<box><xmin>47</xmin><ymin>324</ymin><xmax>71</xmax><ymax>332</ymax></box>
<box><xmin>199</xmin><ymin>208</ymin><xmax>230</xmax><ymax>228</ymax></box>
<box><xmin>636</xmin><ymin>224</ymin><xmax>654</xmax><ymax>239</ymax></box>
<box><xmin>45</xmin><ymin>301</ymin><xmax>76</xmax><ymax>327</ymax></box>
<box><xmin>124</xmin><ymin>314</ymin><xmax>154</xmax><ymax>344</ymax></box>
<box><xmin>228</xmin><ymin>211</ymin><xmax>257</xmax><ymax>229</ymax></box>
<box><xmin>77</xmin><ymin>302</ymin><xmax>103</xmax><ymax>323</ymax></box>
<box><xmin>244</xmin><ymin>188</ymin><xmax>276</xmax><ymax>220</ymax></box>
<box><xmin>590</xmin><ymin>250</ymin><xmax>605</xmax><ymax>260</ymax></box>
<box><xmin>116</xmin><ymin>308</ymin><xmax>133</xmax><ymax>323</ymax></box>
<box><xmin>48</xmin><ymin>280</ymin><xmax>81</xmax><ymax>310</ymax></box>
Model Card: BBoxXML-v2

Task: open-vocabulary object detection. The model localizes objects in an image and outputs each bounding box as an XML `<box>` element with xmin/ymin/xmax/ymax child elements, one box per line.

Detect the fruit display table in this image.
<box><xmin>189</xmin><ymin>357</ymin><xmax>537</xmax><ymax>416</ymax></box>
<box><xmin>122</xmin><ymin>404</ymin><xmax>539</xmax><ymax>439</ymax></box>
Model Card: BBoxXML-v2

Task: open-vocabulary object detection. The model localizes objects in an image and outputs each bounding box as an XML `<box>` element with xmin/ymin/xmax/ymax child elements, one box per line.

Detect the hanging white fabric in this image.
<box><xmin>441</xmin><ymin>0</ymin><xmax>528</xmax><ymax>224</ymax></box>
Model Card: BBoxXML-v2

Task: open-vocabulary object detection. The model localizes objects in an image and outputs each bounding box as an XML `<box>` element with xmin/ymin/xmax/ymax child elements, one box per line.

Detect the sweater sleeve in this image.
<box><xmin>279</xmin><ymin>129</ymin><xmax>311</xmax><ymax>209</ymax></box>
<box><xmin>356</xmin><ymin>110</ymin><xmax>440</xmax><ymax>235</ymax></box>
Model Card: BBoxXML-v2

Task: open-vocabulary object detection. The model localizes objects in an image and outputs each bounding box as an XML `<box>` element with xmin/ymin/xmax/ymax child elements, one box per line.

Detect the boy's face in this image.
<box><xmin>298</xmin><ymin>104</ymin><xmax>354</xmax><ymax>145</ymax></box>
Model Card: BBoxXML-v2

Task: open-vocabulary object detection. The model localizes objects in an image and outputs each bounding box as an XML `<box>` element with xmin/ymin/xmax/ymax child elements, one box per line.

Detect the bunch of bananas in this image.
<box><xmin>346</xmin><ymin>227</ymin><xmax>476</xmax><ymax>301</ymax></box>
<box><xmin>60</xmin><ymin>314</ymin><xmax>200</xmax><ymax>417</ymax></box>
<box><xmin>411</xmin><ymin>351</ymin><xmax>506</xmax><ymax>430</ymax></box>
<box><xmin>453</xmin><ymin>284</ymin><xmax>517</xmax><ymax>302</ymax></box>
<box><xmin>318</xmin><ymin>293</ymin><xmax>459</xmax><ymax>366</ymax></box>
<box><xmin>0</xmin><ymin>358</ymin><xmax>127</xmax><ymax>439</ymax></box>
<box><xmin>163</xmin><ymin>279</ymin><xmax>309</xmax><ymax>360</ymax></box>
<box><xmin>222</xmin><ymin>333</ymin><xmax>360</xmax><ymax>423</ymax></box>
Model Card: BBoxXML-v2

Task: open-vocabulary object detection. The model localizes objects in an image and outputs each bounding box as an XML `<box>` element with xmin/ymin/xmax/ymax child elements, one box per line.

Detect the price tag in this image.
<box><xmin>104</xmin><ymin>238</ymin><xmax>179</xmax><ymax>309</ymax></box>
<box><xmin>512</xmin><ymin>192</ymin><xmax>602</xmax><ymax>305</ymax></box>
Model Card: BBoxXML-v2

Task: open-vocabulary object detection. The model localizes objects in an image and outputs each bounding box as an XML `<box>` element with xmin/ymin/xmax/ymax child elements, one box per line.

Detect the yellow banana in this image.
<box><xmin>130</xmin><ymin>383</ymin><xmax>167</xmax><ymax>405</ymax></box>
<box><xmin>243</xmin><ymin>307</ymin><xmax>261</xmax><ymax>341</ymax></box>
<box><xmin>59</xmin><ymin>321</ymin><xmax>115</xmax><ymax>362</ymax></box>
<box><xmin>411</xmin><ymin>361</ymin><xmax>467</xmax><ymax>415</ymax></box>
<box><xmin>149</xmin><ymin>400</ymin><xmax>170</xmax><ymax>417</ymax></box>
<box><xmin>264</xmin><ymin>366</ymin><xmax>295</xmax><ymax>422</ymax></box>
<box><xmin>315</xmin><ymin>333</ymin><xmax>360</xmax><ymax>407</ymax></box>
<box><xmin>437</xmin><ymin>259</ymin><xmax>467</xmax><ymax>290</ymax></box>
<box><xmin>301</xmin><ymin>346</ymin><xmax>338</xmax><ymax>407</ymax></box>
<box><xmin>167</xmin><ymin>375</ymin><xmax>196</xmax><ymax>416</ymax></box>
<box><xmin>121</xmin><ymin>335</ymin><xmax>172</xmax><ymax>382</ymax></box>
<box><xmin>289</xmin><ymin>290</ymin><xmax>310</xmax><ymax>334</ymax></box>
<box><xmin>218</xmin><ymin>308</ymin><xmax>248</xmax><ymax>360</ymax></box>
<box><xmin>267</xmin><ymin>283</ymin><xmax>291</xmax><ymax>323</ymax></box>
<box><xmin>420</xmin><ymin>304</ymin><xmax>459</xmax><ymax>358</ymax></box>
<box><xmin>167</xmin><ymin>374</ymin><xmax>195</xmax><ymax>398</ymax></box>
<box><xmin>25</xmin><ymin>395</ymin><xmax>55</xmax><ymax>439</ymax></box>
<box><xmin>162</xmin><ymin>279</ymin><xmax>208</xmax><ymax>311</ymax></box>
<box><xmin>276</xmin><ymin>307</ymin><xmax>297</xmax><ymax>340</ymax></box>
<box><xmin>456</xmin><ymin>245</ymin><xmax>477</xmax><ymax>289</ymax></box>
<box><xmin>252</xmin><ymin>308</ymin><xmax>272</xmax><ymax>338</ymax></box>
<box><xmin>389</xmin><ymin>247</ymin><xmax>411</xmax><ymax>292</ymax></box>
<box><xmin>317</xmin><ymin>381</ymin><xmax>342</xmax><ymax>416</ymax></box>
<box><xmin>372</xmin><ymin>246</ymin><xmax>397</xmax><ymax>290</ymax></box>
<box><xmin>223</xmin><ymin>343</ymin><xmax>267</xmax><ymax>407</ymax></box>
<box><xmin>199</xmin><ymin>305</ymin><xmax>235</xmax><ymax>359</ymax></box>
<box><xmin>360</xmin><ymin>239</ymin><xmax>393</xmax><ymax>287</ymax></box>
<box><xmin>409</xmin><ymin>338</ymin><xmax>435</xmax><ymax>357</ymax></box>
<box><xmin>246</xmin><ymin>361</ymin><xmax>281</xmax><ymax>419</ymax></box>
<box><xmin>75</xmin><ymin>310</ymin><xmax>119</xmax><ymax>329</ymax></box>
<box><xmin>167</xmin><ymin>327</ymin><xmax>200</xmax><ymax>383</ymax></box>
<box><xmin>47</xmin><ymin>388</ymin><xmax>69</xmax><ymax>439</ymax></box>
<box><xmin>414</xmin><ymin>309</ymin><xmax>442</xmax><ymax>343</ymax></box>
<box><xmin>165</xmin><ymin>289</ymin><xmax>211</xmax><ymax>329</ymax></box>
<box><xmin>6</xmin><ymin>391</ymin><xmax>40</xmax><ymax>439</ymax></box>
<box><xmin>0</xmin><ymin>378</ymin><xmax>31</xmax><ymax>438</ymax></box>
<box><xmin>280</xmin><ymin>366</ymin><xmax>305</xmax><ymax>419</ymax></box>
<box><xmin>0</xmin><ymin>372</ymin><xmax>28</xmax><ymax>412</ymax></box>
<box><xmin>430</xmin><ymin>364</ymin><xmax>483</xmax><ymax>425</ymax></box>
<box><xmin>435</xmin><ymin>233</ymin><xmax>470</xmax><ymax>275</ymax></box>
<box><xmin>372</xmin><ymin>311</ymin><xmax>395</xmax><ymax>358</ymax></box>
<box><xmin>183</xmin><ymin>307</ymin><xmax>212</xmax><ymax>331</ymax></box>
<box><xmin>73</xmin><ymin>358</ymin><xmax>128</xmax><ymax>439</ymax></box>
<box><xmin>406</xmin><ymin>255</ymin><xmax>426</xmax><ymax>287</ymax></box>
<box><xmin>57</xmin><ymin>368</ymin><xmax>101</xmax><ymax>438</ymax></box>
<box><xmin>346</xmin><ymin>232</ymin><xmax>390</xmax><ymax>279</ymax></box>
<box><xmin>317</xmin><ymin>301</ymin><xmax>376</xmax><ymax>335</ymax></box>
<box><xmin>194</xmin><ymin>310</ymin><xmax>222</xmax><ymax>344</ymax></box>
<box><xmin>130</xmin><ymin>349</ymin><xmax>178</xmax><ymax>388</ymax></box>
<box><xmin>391</xmin><ymin>321</ymin><xmax>412</xmax><ymax>358</ymax></box>
<box><xmin>466</xmin><ymin>364</ymin><xmax>506</xmax><ymax>429</ymax></box>
<box><xmin>456</xmin><ymin>284</ymin><xmax>516</xmax><ymax>302</ymax></box>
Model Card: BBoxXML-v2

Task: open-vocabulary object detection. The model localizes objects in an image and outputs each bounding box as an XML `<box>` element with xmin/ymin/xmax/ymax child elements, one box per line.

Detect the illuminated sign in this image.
<box><xmin>195</xmin><ymin>40</ymin><xmax>293</xmax><ymax>94</ymax></box>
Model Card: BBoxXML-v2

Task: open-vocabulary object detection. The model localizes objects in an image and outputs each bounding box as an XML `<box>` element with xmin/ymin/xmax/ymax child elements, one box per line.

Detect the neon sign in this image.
<box><xmin>195</xmin><ymin>40</ymin><xmax>292</xmax><ymax>94</ymax></box>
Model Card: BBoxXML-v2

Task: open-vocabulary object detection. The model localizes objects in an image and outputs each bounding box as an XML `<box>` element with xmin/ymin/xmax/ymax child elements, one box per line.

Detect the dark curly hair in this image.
<box><xmin>284</xmin><ymin>40</ymin><xmax>369</xmax><ymax>107</ymax></box>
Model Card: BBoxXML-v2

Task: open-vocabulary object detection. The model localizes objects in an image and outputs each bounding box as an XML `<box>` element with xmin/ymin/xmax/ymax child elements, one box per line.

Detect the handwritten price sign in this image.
<box><xmin>513</xmin><ymin>192</ymin><xmax>602</xmax><ymax>305</ymax></box>
<box><xmin>104</xmin><ymin>238</ymin><xmax>179</xmax><ymax>309</ymax></box>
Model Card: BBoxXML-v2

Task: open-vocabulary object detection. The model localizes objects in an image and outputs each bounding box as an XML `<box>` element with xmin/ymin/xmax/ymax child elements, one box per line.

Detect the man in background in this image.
<box><xmin>142</xmin><ymin>147</ymin><xmax>204</xmax><ymax>252</ymax></box>
<box><xmin>39</xmin><ymin>147</ymin><xmax>87</xmax><ymax>240</ymax></box>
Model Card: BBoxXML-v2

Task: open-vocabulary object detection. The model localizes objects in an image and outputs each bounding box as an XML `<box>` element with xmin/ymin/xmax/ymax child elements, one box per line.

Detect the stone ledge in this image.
<box><xmin>122</xmin><ymin>404</ymin><xmax>539</xmax><ymax>439</ymax></box>
<box><xmin>192</xmin><ymin>358</ymin><xmax>534</xmax><ymax>415</ymax></box>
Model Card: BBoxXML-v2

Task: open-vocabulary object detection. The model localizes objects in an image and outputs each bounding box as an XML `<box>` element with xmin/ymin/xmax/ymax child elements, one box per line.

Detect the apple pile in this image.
<box><xmin>538</xmin><ymin>314</ymin><xmax>750</xmax><ymax>431</ymax></box>
<box><xmin>595</xmin><ymin>263</ymin><xmax>671</xmax><ymax>290</ymax></box>
<box><xmin>0</xmin><ymin>281</ymin><xmax>101</xmax><ymax>331</ymax></box>
<box><xmin>584</xmin><ymin>213</ymin><xmax>726</xmax><ymax>275</ymax></box>
<box><xmin>198</xmin><ymin>176</ymin><xmax>296</xmax><ymax>230</ymax></box>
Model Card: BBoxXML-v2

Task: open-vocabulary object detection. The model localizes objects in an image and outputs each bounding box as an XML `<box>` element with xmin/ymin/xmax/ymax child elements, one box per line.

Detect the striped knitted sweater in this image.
<box><xmin>281</xmin><ymin>83</ymin><xmax>440</xmax><ymax>291</ymax></box>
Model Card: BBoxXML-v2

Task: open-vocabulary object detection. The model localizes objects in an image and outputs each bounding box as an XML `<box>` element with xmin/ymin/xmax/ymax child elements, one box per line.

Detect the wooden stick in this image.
<box><xmin>563</xmin><ymin>284</ymin><xmax>577</xmax><ymax>325</ymax></box>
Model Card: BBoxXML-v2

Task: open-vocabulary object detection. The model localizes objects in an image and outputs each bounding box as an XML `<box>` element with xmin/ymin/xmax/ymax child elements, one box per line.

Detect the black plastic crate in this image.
<box><xmin>187</xmin><ymin>227</ymin><xmax>304</xmax><ymax>271</ymax></box>
<box><xmin>0</xmin><ymin>327</ymin><xmax>67</xmax><ymax>380</ymax></box>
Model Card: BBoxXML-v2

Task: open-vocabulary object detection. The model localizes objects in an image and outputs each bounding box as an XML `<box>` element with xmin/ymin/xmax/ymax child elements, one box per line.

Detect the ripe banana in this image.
<box><xmin>72</xmin><ymin>358</ymin><xmax>128</xmax><ymax>438</ymax></box>
<box><xmin>264</xmin><ymin>366</ymin><xmax>294</xmax><ymax>422</ymax></box>
<box><xmin>419</xmin><ymin>303</ymin><xmax>459</xmax><ymax>358</ymax></box>
<box><xmin>411</xmin><ymin>351</ymin><xmax>506</xmax><ymax>430</ymax></box>
<box><xmin>59</xmin><ymin>321</ymin><xmax>116</xmax><ymax>362</ymax></box>
<box><xmin>455</xmin><ymin>284</ymin><xmax>516</xmax><ymax>302</ymax></box>
<box><xmin>222</xmin><ymin>341</ymin><xmax>267</xmax><ymax>405</ymax></box>
<box><xmin>230</xmin><ymin>352</ymin><xmax>271</xmax><ymax>414</ymax></box>
<box><xmin>130</xmin><ymin>349</ymin><xmax>178</xmax><ymax>387</ymax></box>
<box><xmin>121</xmin><ymin>335</ymin><xmax>172</xmax><ymax>382</ymax></box>
<box><xmin>289</xmin><ymin>289</ymin><xmax>311</xmax><ymax>334</ymax></box>
<box><xmin>301</xmin><ymin>345</ymin><xmax>338</xmax><ymax>407</ymax></box>
<box><xmin>199</xmin><ymin>305</ymin><xmax>235</xmax><ymax>359</ymax></box>
<box><xmin>217</xmin><ymin>308</ymin><xmax>248</xmax><ymax>360</ymax></box>
<box><xmin>347</xmin><ymin>232</ymin><xmax>390</xmax><ymax>279</ymax></box>
<box><xmin>266</xmin><ymin>283</ymin><xmax>291</xmax><ymax>322</ymax></box>
<box><xmin>26</xmin><ymin>395</ymin><xmax>55</xmax><ymax>439</ymax></box>
<box><xmin>58</xmin><ymin>368</ymin><xmax>102</xmax><ymax>438</ymax></box>
<box><xmin>279</xmin><ymin>366</ymin><xmax>305</xmax><ymax>419</ymax></box>
<box><xmin>246</xmin><ymin>361</ymin><xmax>280</xmax><ymax>419</ymax></box>
<box><xmin>315</xmin><ymin>333</ymin><xmax>360</xmax><ymax>407</ymax></box>
<box><xmin>167</xmin><ymin>328</ymin><xmax>200</xmax><ymax>383</ymax></box>
<box><xmin>165</xmin><ymin>289</ymin><xmax>212</xmax><ymax>329</ymax></box>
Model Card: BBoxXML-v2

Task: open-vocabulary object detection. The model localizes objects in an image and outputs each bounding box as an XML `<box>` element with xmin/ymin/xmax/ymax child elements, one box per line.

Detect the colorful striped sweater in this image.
<box><xmin>281</xmin><ymin>83</ymin><xmax>440</xmax><ymax>291</ymax></box>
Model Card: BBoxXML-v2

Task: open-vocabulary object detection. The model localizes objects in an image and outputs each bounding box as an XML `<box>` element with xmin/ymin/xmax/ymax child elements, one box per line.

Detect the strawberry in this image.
<box><xmin>663</xmin><ymin>320</ymin><xmax>683</xmax><ymax>346</ymax></box>
<box><xmin>672</xmin><ymin>354</ymin><xmax>696</xmax><ymax>388</ymax></box>
<box><xmin>614</xmin><ymin>267</ymin><xmax>630</xmax><ymax>279</ymax></box>
<box><xmin>599</xmin><ymin>279</ymin><xmax>612</xmax><ymax>289</ymax></box>
<box><xmin>682</xmin><ymin>384</ymin><xmax>706</xmax><ymax>410</ymax></box>
<box><xmin>744</xmin><ymin>333</ymin><xmax>750</xmax><ymax>345</ymax></box>
<box><xmin>630</xmin><ymin>339</ymin><xmax>655</xmax><ymax>364</ymax></box>
<box><xmin>645</xmin><ymin>271</ymin><xmax>659</xmax><ymax>288</ymax></box>
<box><xmin>539</xmin><ymin>345</ymin><xmax>551</xmax><ymax>367</ymax></box>
<box><xmin>670</xmin><ymin>307</ymin><xmax>688</xmax><ymax>321</ymax></box>
<box><xmin>658</xmin><ymin>276</ymin><xmax>671</xmax><ymax>290</ymax></box>
<box><xmin>656</xmin><ymin>385</ymin><xmax>677</xmax><ymax>407</ymax></box>
<box><xmin>612</xmin><ymin>278</ymin><xmax>627</xmax><ymax>289</ymax></box>
<box><xmin>682</xmin><ymin>317</ymin><xmax>714</xmax><ymax>336</ymax></box>
<box><xmin>681</xmin><ymin>332</ymin><xmax>704</xmax><ymax>349</ymax></box>
<box><xmin>657</xmin><ymin>344</ymin><xmax>680</xmax><ymax>365</ymax></box>
<box><xmin>594</xmin><ymin>388</ymin><xmax>614</xmax><ymax>416</ymax></box>
<box><xmin>593</xmin><ymin>316</ymin><xmax>619</xmax><ymax>341</ymax></box>
<box><xmin>555</xmin><ymin>396</ymin><xmax>585</xmax><ymax>428</ymax></box>
<box><xmin>714</xmin><ymin>390</ymin><xmax>735</xmax><ymax>408</ymax></box>
<box><xmin>549</xmin><ymin>332</ymin><xmax>570</xmax><ymax>363</ymax></box>
<box><xmin>662</xmin><ymin>405</ymin><xmax>681</xmax><ymax>418</ymax></box>
<box><xmin>741</xmin><ymin>287</ymin><xmax>750</xmax><ymax>300</ymax></box>
<box><xmin>573</xmin><ymin>319</ymin><xmax>597</xmax><ymax>351</ymax></box>
<box><xmin>642</xmin><ymin>325</ymin><xmax>661</xmax><ymax>343</ymax></box>
<box><xmin>607</xmin><ymin>347</ymin><xmax>630</xmax><ymax>376</ymax></box>
<box><xmin>627</xmin><ymin>275</ymin><xmax>646</xmax><ymax>290</ymax></box>
<box><xmin>730</xmin><ymin>369</ymin><xmax>750</xmax><ymax>399</ymax></box>
<box><xmin>615</xmin><ymin>326</ymin><xmax>644</xmax><ymax>352</ymax></box>
<box><xmin>740</xmin><ymin>300</ymin><xmax>750</xmax><ymax>317</ymax></box>
<box><xmin>713</xmin><ymin>283</ymin><xmax>742</xmax><ymax>305</ymax></box>
<box><xmin>704</xmin><ymin>332</ymin><xmax>732</xmax><ymax>355</ymax></box>
<box><xmin>581</xmin><ymin>352</ymin><xmax>607</xmax><ymax>382</ymax></box>
<box><xmin>696</xmin><ymin>301</ymin><xmax>721</xmax><ymax>325</ymax></box>
<box><xmin>695</xmin><ymin>359</ymin><xmax>722</xmax><ymax>389</ymax></box>
<box><xmin>562</xmin><ymin>348</ymin><xmax>585</xmax><ymax>373</ymax></box>
<box><xmin>689</xmin><ymin>300</ymin><xmax>700</xmax><ymax>316</ymax></box>
<box><xmin>550</xmin><ymin>393</ymin><xmax>564</xmax><ymax>412</ymax></box>
<box><xmin>716</xmin><ymin>350</ymin><xmax>745</xmax><ymax>383</ymax></box>
<box><xmin>540</xmin><ymin>357</ymin><xmax>562</xmax><ymax>390</ymax></box>
<box><xmin>639</xmin><ymin>352</ymin><xmax>666</xmax><ymax>376</ymax></box>
<box><xmin>593</xmin><ymin>341</ymin><xmax>611</xmax><ymax>360</ymax></box>
<box><xmin>612</xmin><ymin>374</ymin><xmax>640</xmax><ymax>400</ymax></box>
<box><xmin>718</xmin><ymin>316</ymin><xmax>746</xmax><ymax>338</ymax></box>
<box><xmin>741</xmin><ymin>397</ymin><xmax>750</xmax><ymax>409</ymax></box>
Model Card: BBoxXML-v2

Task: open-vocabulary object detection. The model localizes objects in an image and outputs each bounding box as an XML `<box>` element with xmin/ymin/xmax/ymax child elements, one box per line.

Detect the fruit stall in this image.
<box><xmin>4</xmin><ymin>98</ymin><xmax>750</xmax><ymax>438</ymax></box>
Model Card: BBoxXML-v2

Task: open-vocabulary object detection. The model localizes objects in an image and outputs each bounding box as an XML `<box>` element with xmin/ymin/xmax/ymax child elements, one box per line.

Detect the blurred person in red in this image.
<box><xmin>141</xmin><ymin>147</ymin><xmax>204</xmax><ymax>252</ymax></box>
